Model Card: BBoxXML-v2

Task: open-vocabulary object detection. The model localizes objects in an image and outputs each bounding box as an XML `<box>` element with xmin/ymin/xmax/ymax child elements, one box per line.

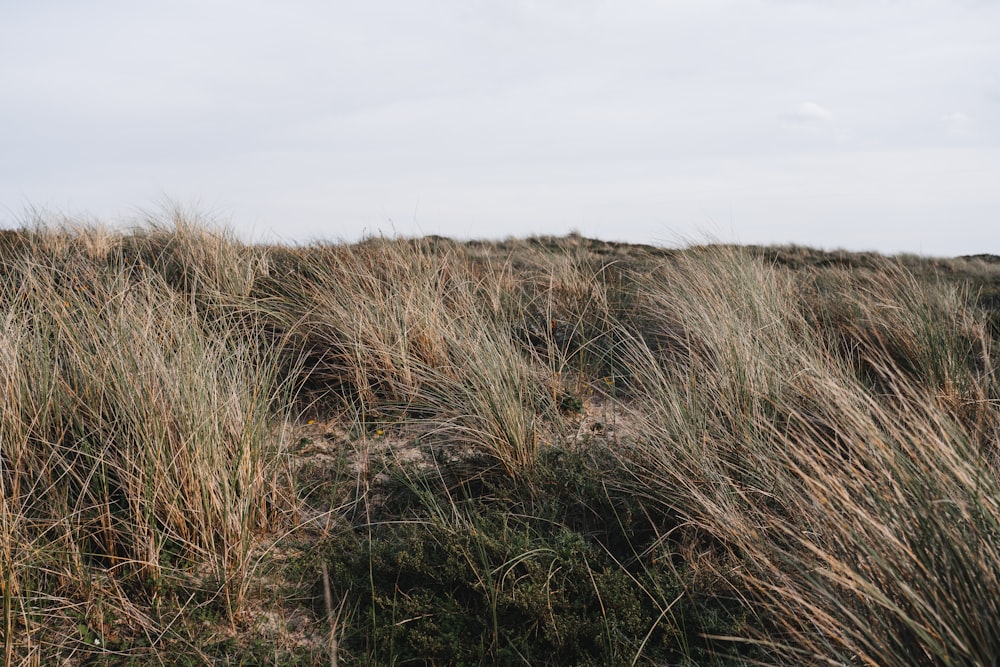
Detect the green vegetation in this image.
<box><xmin>2</xmin><ymin>212</ymin><xmax>1000</xmax><ymax>665</ymax></box>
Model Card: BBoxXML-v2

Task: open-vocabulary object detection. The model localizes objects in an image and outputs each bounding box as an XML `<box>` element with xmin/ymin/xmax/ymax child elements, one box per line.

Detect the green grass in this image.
<box><xmin>2</xmin><ymin>213</ymin><xmax>999</xmax><ymax>665</ymax></box>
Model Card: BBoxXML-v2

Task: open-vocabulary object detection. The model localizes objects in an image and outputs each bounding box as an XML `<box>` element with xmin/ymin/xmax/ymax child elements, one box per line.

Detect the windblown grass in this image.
<box><xmin>0</xmin><ymin>221</ymin><xmax>298</xmax><ymax>663</ymax></box>
<box><xmin>1</xmin><ymin>214</ymin><xmax>998</xmax><ymax>665</ymax></box>
<box><xmin>614</xmin><ymin>247</ymin><xmax>1000</xmax><ymax>665</ymax></box>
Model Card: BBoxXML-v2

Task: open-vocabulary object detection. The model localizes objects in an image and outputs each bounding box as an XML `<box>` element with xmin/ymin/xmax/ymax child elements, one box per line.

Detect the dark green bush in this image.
<box><xmin>321</xmin><ymin>448</ymin><xmax>749</xmax><ymax>666</ymax></box>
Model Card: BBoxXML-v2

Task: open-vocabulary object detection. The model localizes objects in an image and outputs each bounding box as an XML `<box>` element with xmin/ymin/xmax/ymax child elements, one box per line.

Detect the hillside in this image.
<box><xmin>2</xmin><ymin>217</ymin><xmax>1000</xmax><ymax>665</ymax></box>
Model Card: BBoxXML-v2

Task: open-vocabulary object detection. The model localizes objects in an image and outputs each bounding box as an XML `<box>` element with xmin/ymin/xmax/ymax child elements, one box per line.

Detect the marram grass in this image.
<box><xmin>1</xmin><ymin>216</ymin><xmax>999</xmax><ymax>665</ymax></box>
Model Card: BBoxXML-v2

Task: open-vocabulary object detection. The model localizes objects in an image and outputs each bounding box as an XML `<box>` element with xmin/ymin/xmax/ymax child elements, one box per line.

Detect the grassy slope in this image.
<box><xmin>1</xmin><ymin>217</ymin><xmax>999</xmax><ymax>665</ymax></box>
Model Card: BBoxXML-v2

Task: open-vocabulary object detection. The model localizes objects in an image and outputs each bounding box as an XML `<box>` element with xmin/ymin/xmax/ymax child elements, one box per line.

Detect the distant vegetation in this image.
<box><xmin>2</xmin><ymin>213</ymin><xmax>1000</xmax><ymax>665</ymax></box>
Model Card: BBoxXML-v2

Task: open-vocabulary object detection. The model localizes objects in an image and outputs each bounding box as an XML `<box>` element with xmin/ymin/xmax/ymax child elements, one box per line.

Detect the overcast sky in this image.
<box><xmin>2</xmin><ymin>0</ymin><xmax>998</xmax><ymax>254</ymax></box>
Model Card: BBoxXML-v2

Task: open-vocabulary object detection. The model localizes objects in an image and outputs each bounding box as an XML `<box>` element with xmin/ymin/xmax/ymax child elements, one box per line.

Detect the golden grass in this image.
<box><xmin>1</xmin><ymin>214</ymin><xmax>998</xmax><ymax>664</ymax></box>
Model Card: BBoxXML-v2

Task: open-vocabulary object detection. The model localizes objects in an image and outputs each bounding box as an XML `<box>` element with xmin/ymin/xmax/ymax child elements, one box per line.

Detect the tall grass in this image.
<box><xmin>246</xmin><ymin>236</ymin><xmax>556</xmax><ymax>476</ymax></box>
<box><xmin>0</xmin><ymin>223</ymin><xmax>298</xmax><ymax>662</ymax></box>
<box><xmin>2</xmin><ymin>217</ymin><xmax>999</xmax><ymax>664</ymax></box>
<box><xmin>613</xmin><ymin>246</ymin><xmax>1000</xmax><ymax>665</ymax></box>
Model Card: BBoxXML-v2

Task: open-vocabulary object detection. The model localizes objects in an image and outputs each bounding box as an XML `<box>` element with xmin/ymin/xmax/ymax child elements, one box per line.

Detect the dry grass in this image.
<box><xmin>1</xmin><ymin>213</ymin><xmax>998</xmax><ymax>664</ymax></box>
<box><xmin>615</xmin><ymin>247</ymin><xmax>1000</xmax><ymax>665</ymax></box>
<box><xmin>0</xmin><ymin>219</ymin><xmax>298</xmax><ymax>664</ymax></box>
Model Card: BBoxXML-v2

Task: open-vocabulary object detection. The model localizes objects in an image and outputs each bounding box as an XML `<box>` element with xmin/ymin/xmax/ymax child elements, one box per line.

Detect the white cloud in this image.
<box><xmin>783</xmin><ymin>101</ymin><xmax>835</xmax><ymax>125</ymax></box>
<box><xmin>780</xmin><ymin>102</ymin><xmax>846</xmax><ymax>142</ymax></box>
<box><xmin>941</xmin><ymin>112</ymin><xmax>972</xmax><ymax>137</ymax></box>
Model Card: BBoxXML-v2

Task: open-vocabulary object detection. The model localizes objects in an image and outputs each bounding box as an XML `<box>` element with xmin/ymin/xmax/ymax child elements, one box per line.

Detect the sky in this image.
<box><xmin>1</xmin><ymin>0</ymin><xmax>998</xmax><ymax>254</ymax></box>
